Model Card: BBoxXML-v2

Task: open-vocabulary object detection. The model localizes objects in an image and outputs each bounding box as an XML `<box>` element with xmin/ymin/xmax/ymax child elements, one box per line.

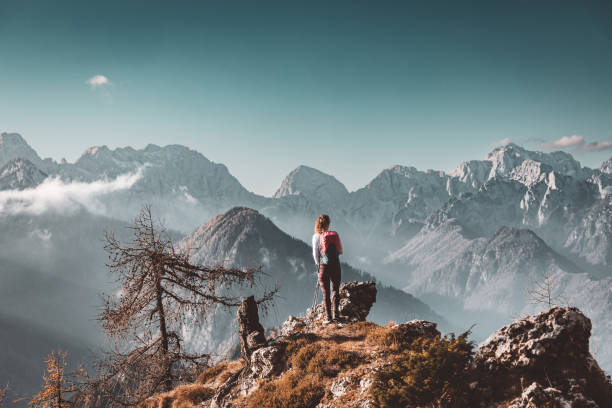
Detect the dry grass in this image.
<box><xmin>143</xmin><ymin>384</ymin><xmax>215</xmax><ymax>408</ymax></box>
<box><xmin>143</xmin><ymin>360</ymin><xmax>244</xmax><ymax>408</ymax></box>
<box><xmin>246</xmin><ymin>371</ymin><xmax>324</xmax><ymax>408</ymax></box>
<box><xmin>196</xmin><ymin>360</ymin><xmax>243</xmax><ymax>386</ymax></box>
<box><xmin>245</xmin><ymin>329</ymin><xmax>362</xmax><ymax>408</ymax></box>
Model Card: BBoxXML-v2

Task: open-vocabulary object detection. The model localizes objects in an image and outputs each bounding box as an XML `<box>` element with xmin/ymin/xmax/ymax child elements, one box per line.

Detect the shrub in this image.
<box><xmin>370</xmin><ymin>332</ymin><xmax>474</xmax><ymax>408</ymax></box>
<box><xmin>364</xmin><ymin>322</ymin><xmax>404</xmax><ymax>349</ymax></box>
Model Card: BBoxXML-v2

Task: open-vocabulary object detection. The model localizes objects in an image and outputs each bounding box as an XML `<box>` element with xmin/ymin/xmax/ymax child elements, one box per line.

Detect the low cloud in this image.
<box><xmin>494</xmin><ymin>138</ymin><xmax>512</xmax><ymax>146</ymax></box>
<box><xmin>86</xmin><ymin>75</ymin><xmax>112</xmax><ymax>89</ymax></box>
<box><xmin>540</xmin><ymin>135</ymin><xmax>612</xmax><ymax>152</ymax></box>
<box><xmin>541</xmin><ymin>135</ymin><xmax>584</xmax><ymax>149</ymax></box>
<box><xmin>0</xmin><ymin>169</ymin><xmax>143</xmax><ymax>216</ymax></box>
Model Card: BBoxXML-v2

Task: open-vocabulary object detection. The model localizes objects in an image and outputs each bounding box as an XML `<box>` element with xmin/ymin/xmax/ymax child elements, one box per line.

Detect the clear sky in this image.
<box><xmin>1</xmin><ymin>0</ymin><xmax>611</xmax><ymax>196</ymax></box>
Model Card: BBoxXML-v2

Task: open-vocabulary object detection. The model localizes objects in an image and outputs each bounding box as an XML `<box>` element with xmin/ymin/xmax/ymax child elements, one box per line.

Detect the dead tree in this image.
<box><xmin>29</xmin><ymin>350</ymin><xmax>81</xmax><ymax>408</ymax></box>
<box><xmin>527</xmin><ymin>269</ymin><xmax>565</xmax><ymax>310</ymax></box>
<box><xmin>88</xmin><ymin>205</ymin><xmax>276</xmax><ymax>406</ymax></box>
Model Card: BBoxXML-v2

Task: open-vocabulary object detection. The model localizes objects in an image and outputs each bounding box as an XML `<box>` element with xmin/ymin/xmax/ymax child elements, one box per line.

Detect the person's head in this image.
<box><xmin>315</xmin><ymin>214</ymin><xmax>330</xmax><ymax>234</ymax></box>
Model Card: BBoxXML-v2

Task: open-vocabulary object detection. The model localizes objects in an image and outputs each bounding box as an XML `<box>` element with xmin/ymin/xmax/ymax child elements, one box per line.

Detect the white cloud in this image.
<box><xmin>541</xmin><ymin>135</ymin><xmax>584</xmax><ymax>149</ymax></box>
<box><xmin>494</xmin><ymin>138</ymin><xmax>512</xmax><ymax>146</ymax></box>
<box><xmin>86</xmin><ymin>75</ymin><xmax>112</xmax><ymax>89</ymax></box>
<box><xmin>540</xmin><ymin>135</ymin><xmax>612</xmax><ymax>152</ymax></box>
<box><xmin>0</xmin><ymin>169</ymin><xmax>143</xmax><ymax>216</ymax></box>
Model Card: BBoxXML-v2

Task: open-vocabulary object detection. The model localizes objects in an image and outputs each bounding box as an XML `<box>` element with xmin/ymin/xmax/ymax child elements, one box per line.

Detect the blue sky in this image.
<box><xmin>1</xmin><ymin>0</ymin><xmax>611</xmax><ymax>196</ymax></box>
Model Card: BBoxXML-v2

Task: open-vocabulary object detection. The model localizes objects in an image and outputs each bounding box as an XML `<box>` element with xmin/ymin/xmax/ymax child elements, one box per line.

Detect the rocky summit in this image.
<box><xmin>143</xmin><ymin>283</ymin><xmax>612</xmax><ymax>408</ymax></box>
<box><xmin>471</xmin><ymin>307</ymin><xmax>612</xmax><ymax>408</ymax></box>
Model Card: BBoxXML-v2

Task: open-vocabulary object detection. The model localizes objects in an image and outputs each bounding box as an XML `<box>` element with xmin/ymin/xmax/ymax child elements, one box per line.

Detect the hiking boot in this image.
<box><xmin>322</xmin><ymin>316</ymin><xmax>332</xmax><ymax>326</ymax></box>
<box><xmin>332</xmin><ymin>305</ymin><xmax>341</xmax><ymax>322</ymax></box>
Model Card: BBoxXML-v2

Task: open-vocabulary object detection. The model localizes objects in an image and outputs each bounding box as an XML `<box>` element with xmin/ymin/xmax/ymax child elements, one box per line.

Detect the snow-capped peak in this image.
<box><xmin>450</xmin><ymin>160</ymin><xmax>493</xmax><ymax>188</ymax></box>
<box><xmin>0</xmin><ymin>157</ymin><xmax>48</xmax><ymax>190</ymax></box>
<box><xmin>0</xmin><ymin>132</ymin><xmax>46</xmax><ymax>170</ymax></box>
<box><xmin>274</xmin><ymin>165</ymin><xmax>349</xmax><ymax>204</ymax></box>
<box><xmin>485</xmin><ymin>143</ymin><xmax>583</xmax><ymax>179</ymax></box>
<box><xmin>600</xmin><ymin>157</ymin><xmax>612</xmax><ymax>174</ymax></box>
<box><xmin>509</xmin><ymin>159</ymin><xmax>553</xmax><ymax>187</ymax></box>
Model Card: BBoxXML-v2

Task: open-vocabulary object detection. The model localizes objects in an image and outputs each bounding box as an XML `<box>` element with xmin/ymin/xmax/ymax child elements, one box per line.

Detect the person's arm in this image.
<box><xmin>312</xmin><ymin>234</ymin><xmax>321</xmax><ymax>266</ymax></box>
<box><xmin>337</xmin><ymin>234</ymin><xmax>343</xmax><ymax>255</ymax></box>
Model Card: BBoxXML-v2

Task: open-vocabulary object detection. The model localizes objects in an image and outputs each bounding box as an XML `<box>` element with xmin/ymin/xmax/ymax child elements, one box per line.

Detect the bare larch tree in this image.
<box><xmin>88</xmin><ymin>205</ymin><xmax>275</xmax><ymax>406</ymax></box>
<box><xmin>29</xmin><ymin>350</ymin><xmax>82</xmax><ymax>408</ymax></box>
<box><xmin>527</xmin><ymin>269</ymin><xmax>565</xmax><ymax>310</ymax></box>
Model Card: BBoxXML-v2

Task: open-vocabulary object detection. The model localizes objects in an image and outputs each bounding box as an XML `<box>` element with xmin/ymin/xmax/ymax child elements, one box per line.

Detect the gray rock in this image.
<box><xmin>508</xmin><ymin>381</ymin><xmax>599</xmax><ymax>408</ymax></box>
<box><xmin>338</xmin><ymin>281</ymin><xmax>377</xmax><ymax>322</ymax></box>
<box><xmin>281</xmin><ymin>315</ymin><xmax>306</xmax><ymax>337</ymax></box>
<box><xmin>472</xmin><ymin>307</ymin><xmax>612</xmax><ymax>407</ymax></box>
<box><xmin>330</xmin><ymin>377</ymin><xmax>351</xmax><ymax>398</ymax></box>
<box><xmin>250</xmin><ymin>345</ymin><xmax>282</xmax><ymax>379</ymax></box>
<box><xmin>475</xmin><ymin>307</ymin><xmax>592</xmax><ymax>371</ymax></box>
<box><xmin>306</xmin><ymin>281</ymin><xmax>377</xmax><ymax>324</ymax></box>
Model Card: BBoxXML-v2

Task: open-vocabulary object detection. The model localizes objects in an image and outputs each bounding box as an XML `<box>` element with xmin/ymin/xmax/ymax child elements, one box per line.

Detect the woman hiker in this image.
<box><xmin>312</xmin><ymin>214</ymin><xmax>343</xmax><ymax>324</ymax></box>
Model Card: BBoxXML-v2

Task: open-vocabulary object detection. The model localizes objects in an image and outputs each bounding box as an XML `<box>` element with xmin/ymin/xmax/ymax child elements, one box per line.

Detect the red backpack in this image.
<box><xmin>320</xmin><ymin>231</ymin><xmax>342</xmax><ymax>263</ymax></box>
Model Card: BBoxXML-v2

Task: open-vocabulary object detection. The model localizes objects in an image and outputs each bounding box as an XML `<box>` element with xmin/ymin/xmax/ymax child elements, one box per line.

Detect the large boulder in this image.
<box><xmin>337</xmin><ymin>281</ymin><xmax>377</xmax><ymax>322</ymax></box>
<box><xmin>471</xmin><ymin>307</ymin><xmax>612</xmax><ymax>407</ymax></box>
<box><xmin>249</xmin><ymin>345</ymin><xmax>282</xmax><ymax>379</ymax></box>
<box><xmin>282</xmin><ymin>281</ymin><xmax>377</xmax><ymax>336</ymax></box>
<box><xmin>475</xmin><ymin>306</ymin><xmax>591</xmax><ymax>371</ymax></box>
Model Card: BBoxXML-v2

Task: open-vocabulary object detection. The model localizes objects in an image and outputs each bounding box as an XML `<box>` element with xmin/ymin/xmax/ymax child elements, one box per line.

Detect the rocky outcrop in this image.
<box><xmin>507</xmin><ymin>381</ymin><xmax>598</xmax><ymax>408</ymax></box>
<box><xmin>249</xmin><ymin>346</ymin><xmax>282</xmax><ymax>379</ymax></box>
<box><xmin>282</xmin><ymin>281</ymin><xmax>377</xmax><ymax>336</ymax></box>
<box><xmin>472</xmin><ymin>307</ymin><xmax>612</xmax><ymax>407</ymax></box>
<box><xmin>150</xmin><ymin>287</ymin><xmax>612</xmax><ymax>408</ymax></box>
<box><xmin>337</xmin><ymin>281</ymin><xmax>377</xmax><ymax>322</ymax></box>
<box><xmin>237</xmin><ymin>296</ymin><xmax>267</xmax><ymax>362</ymax></box>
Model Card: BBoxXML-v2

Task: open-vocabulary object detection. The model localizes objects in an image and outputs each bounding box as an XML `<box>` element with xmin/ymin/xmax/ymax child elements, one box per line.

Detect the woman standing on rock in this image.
<box><xmin>312</xmin><ymin>214</ymin><xmax>343</xmax><ymax>324</ymax></box>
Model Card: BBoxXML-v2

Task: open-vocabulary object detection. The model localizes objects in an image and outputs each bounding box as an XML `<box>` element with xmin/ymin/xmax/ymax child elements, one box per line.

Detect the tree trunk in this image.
<box><xmin>56</xmin><ymin>375</ymin><xmax>61</xmax><ymax>408</ymax></box>
<box><xmin>155</xmin><ymin>276</ymin><xmax>172</xmax><ymax>392</ymax></box>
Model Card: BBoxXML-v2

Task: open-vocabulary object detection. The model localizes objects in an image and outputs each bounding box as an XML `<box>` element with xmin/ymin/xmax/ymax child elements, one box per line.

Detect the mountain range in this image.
<box><xmin>3</xmin><ymin>132</ymin><xmax>611</xmax><ymax>271</ymax></box>
<box><xmin>1</xmin><ymin>130</ymin><xmax>611</xmax><ymax>390</ymax></box>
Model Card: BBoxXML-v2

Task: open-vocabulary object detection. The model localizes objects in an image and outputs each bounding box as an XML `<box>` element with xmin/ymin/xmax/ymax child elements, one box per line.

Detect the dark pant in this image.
<box><xmin>318</xmin><ymin>261</ymin><xmax>341</xmax><ymax>319</ymax></box>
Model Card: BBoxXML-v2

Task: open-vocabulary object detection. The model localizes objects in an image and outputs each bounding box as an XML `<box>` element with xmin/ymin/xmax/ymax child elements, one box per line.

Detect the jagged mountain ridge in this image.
<box><xmin>0</xmin><ymin>158</ymin><xmax>48</xmax><ymax>190</ymax></box>
<box><xmin>273</xmin><ymin>165</ymin><xmax>349</xmax><ymax>207</ymax></box>
<box><xmin>2</xmin><ymin>132</ymin><xmax>612</xmax><ymax>386</ymax></box>
<box><xmin>0</xmin><ymin>132</ymin><xmax>268</xmax><ymax>230</ymax></box>
<box><xmin>0</xmin><ymin>133</ymin><xmax>56</xmax><ymax>173</ymax></box>
<box><xmin>2</xmin><ymin>133</ymin><xmax>611</xmax><ymax>271</ymax></box>
<box><xmin>268</xmin><ymin>143</ymin><xmax>612</xmax><ymax>273</ymax></box>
